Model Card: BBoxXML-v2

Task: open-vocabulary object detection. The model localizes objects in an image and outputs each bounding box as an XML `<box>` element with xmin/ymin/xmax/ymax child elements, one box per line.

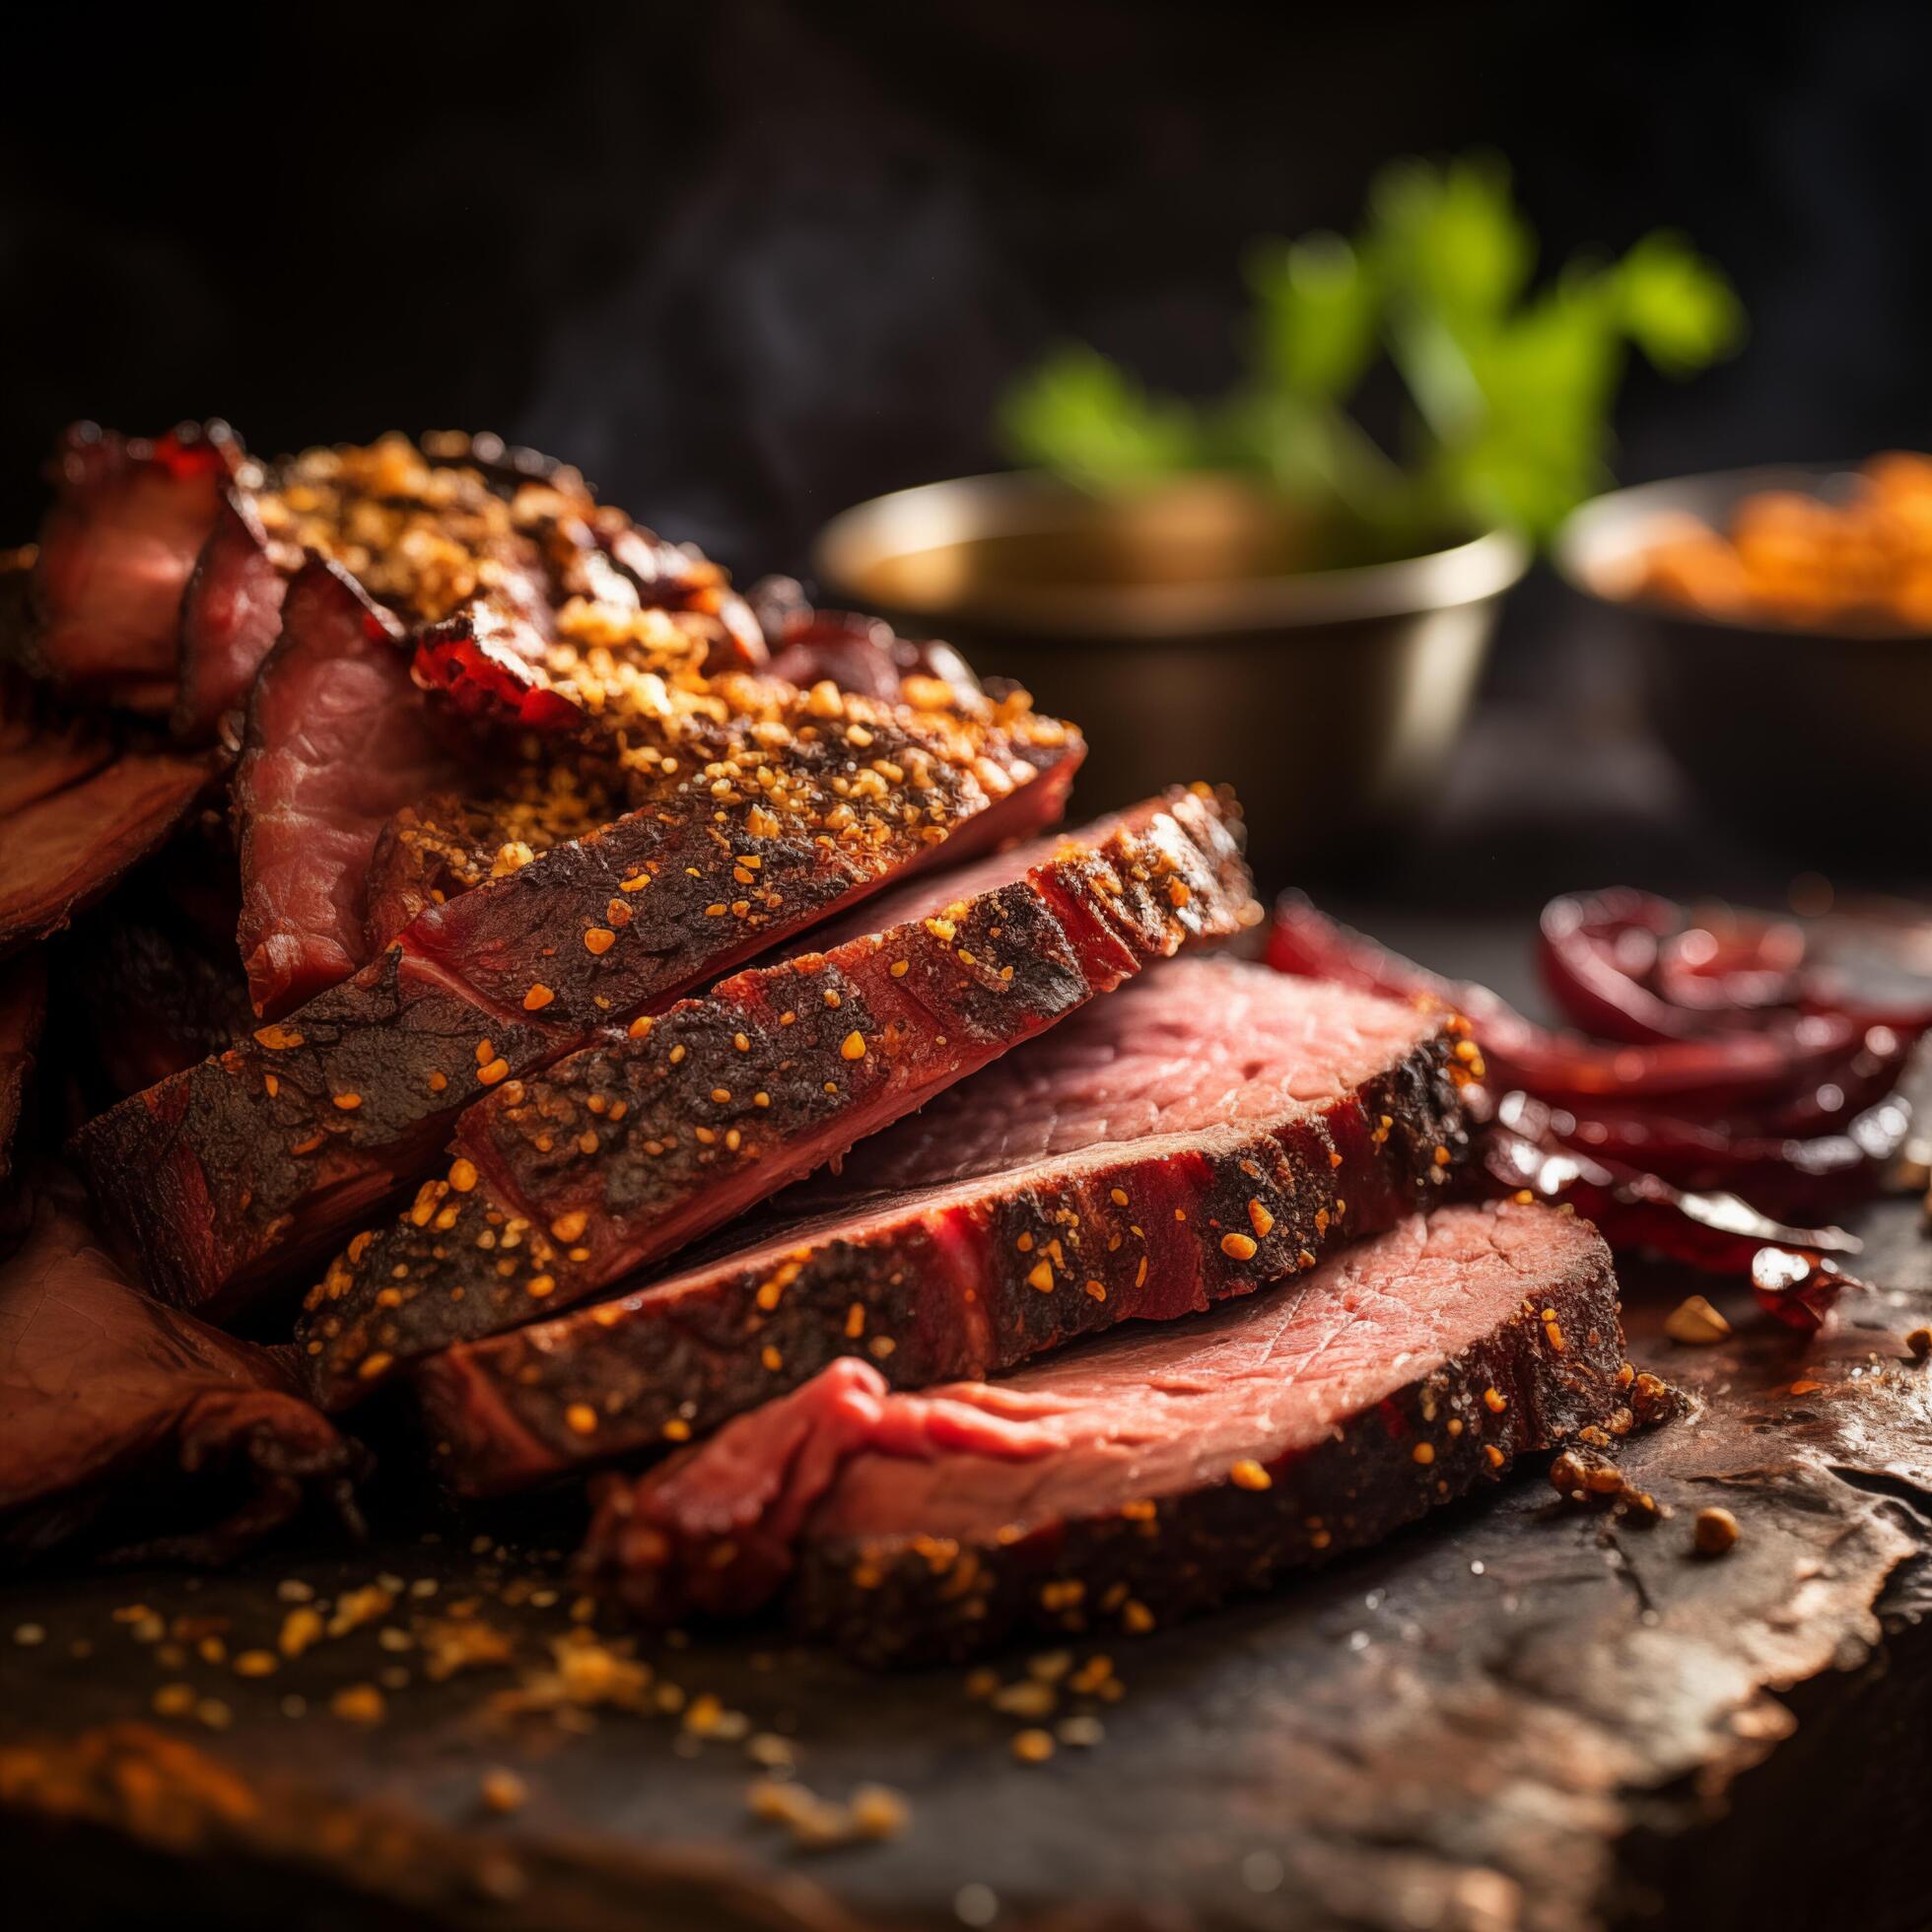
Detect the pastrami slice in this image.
<box><xmin>299</xmin><ymin>788</ymin><xmax>1255</xmax><ymax>1406</ymax></box>
<box><xmin>24</xmin><ymin>422</ymin><xmax>239</xmax><ymax>715</ymax></box>
<box><xmin>583</xmin><ymin>1203</ymin><xmax>1626</xmax><ymax>1662</ymax></box>
<box><xmin>172</xmin><ymin>490</ymin><xmax>290</xmax><ymax>743</ymax></box>
<box><xmin>0</xmin><ymin>742</ymin><xmax>208</xmax><ymax>955</ymax></box>
<box><xmin>235</xmin><ymin>560</ymin><xmax>467</xmax><ymax>1019</ymax></box>
<box><xmin>414</xmin><ymin>963</ymin><xmax>1473</xmax><ymax>1496</ymax></box>
<box><xmin>72</xmin><ymin>685</ymin><xmax>1082</xmax><ymax>1317</ymax></box>
<box><xmin>0</xmin><ymin>1183</ymin><xmax>362</xmax><ymax>1567</ymax></box>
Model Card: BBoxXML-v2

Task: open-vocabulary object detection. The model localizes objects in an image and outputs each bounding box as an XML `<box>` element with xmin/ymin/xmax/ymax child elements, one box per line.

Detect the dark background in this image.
<box><xmin>5</xmin><ymin>0</ymin><xmax>1929</xmax><ymax>896</ymax></box>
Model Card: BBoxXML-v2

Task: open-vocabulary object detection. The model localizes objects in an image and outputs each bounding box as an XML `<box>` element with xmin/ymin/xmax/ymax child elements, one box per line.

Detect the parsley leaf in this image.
<box><xmin>1000</xmin><ymin>153</ymin><xmax>1743</xmax><ymax>547</ymax></box>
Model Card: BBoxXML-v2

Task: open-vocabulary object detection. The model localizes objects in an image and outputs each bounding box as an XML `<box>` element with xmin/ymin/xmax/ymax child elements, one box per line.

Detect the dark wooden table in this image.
<box><xmin>4</xmin><ymin>921</ymin><xmax>1929</xmax><ymax>1932</ymax></box>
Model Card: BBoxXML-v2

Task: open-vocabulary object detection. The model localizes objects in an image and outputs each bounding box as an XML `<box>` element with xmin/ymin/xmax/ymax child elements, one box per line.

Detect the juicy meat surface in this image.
<box><xmin>299</xmin><ymin>789</ymin><xmax>1256</xmax><ymax>1405</ymax></box>
<box><xmin>25</xmin><ymin>424</ymin><xmax>237</xmax><ymax>714</ymax></box>
<box><xmin>172</xmin><ymin>491</ymin><xmax>290</xmax><ymax>742</ymax></box>
<box><xmin>415</xmin><ymin>962</ymin><xmax>1472</xmax><ymax>1496</ymax></box>
<box><xmin>0</xmin><ymin>1182</ymin><xmax>360</xmax><ymax>1567</ymax></box>
<box><xmin>800</xmin><ymin>949</ymin><xmax>1461</xmax><ymax>1203</ymax></box>
<box><xmin>71</xmin><ymin>685</ymin><xmax>1081</xmax><ymax>1319</ymax></box>
<box><xmin>234</xmin><ymin>561</ymin><xmax>465</xmax><ymax>1018</ymax></box>
<box><xmin>584</xmin><ymin>1203</ymin><xmax>1624</xmax><ymax>1660</ymax></box>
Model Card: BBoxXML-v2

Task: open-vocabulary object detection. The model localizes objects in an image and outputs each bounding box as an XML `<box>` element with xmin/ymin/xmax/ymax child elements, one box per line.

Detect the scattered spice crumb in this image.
<box><xmin>746</xmin><ymin>1777</ymin><xmax>906</xmax><ymax>1849</ymax></box>
<box><xmin>331</xmin><ymin>1683</ymin><xmax>387</xmax><ymax>1725</ymax></box>
<box><xmin>1693</xmin><ymin>1506</ymin><xmax>1740</xmax><ymax>1557</ymax></box>
<box><xmin>992</xmin><ymin>1680</ymin><xmax>1056</xmax><ymax>1720</ymax></box>
<box><xmin>849</xmin><ymin>1784</ymin><xmax>910</xmax><ymax>1840</ymax></box>
<box><xmin>1663</xmin><ymin>1294</ymin><xmax>1732</xmax><ymax>1346</ymax></box>
<box><xmin>279</xmin><ymin>1606</ymin><xmax>324</xmax><ymax>1657</ymax></box>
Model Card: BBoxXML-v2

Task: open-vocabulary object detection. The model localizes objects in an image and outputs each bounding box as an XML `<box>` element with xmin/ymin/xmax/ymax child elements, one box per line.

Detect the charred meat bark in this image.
<box><xmin>234</xmin><ymin>562</ymin><xmax>468</xmax><ymax>1018</ymax></box>
<box><xmin>415</xmin><ymin>962</ymin><xmax>1472</xmax><ymax>1496</ymax></box>
<box><xmin>72</xmin><ymin>681</ymin><xmax>1080</xmax><ymax>1318</ymax></box>
<box><xmin>71</xmin><ymin>913</ymin><xmax>255</xmax><ymax>1098</ymax></box>
<box><xmin>582</xmin><ymin>1203</ymin><xmax>1624</xmax><ymax>1663</ymax></box>
<box><xmin>0</xmin><ymin>1182</ymin><xmax>362</xmax><ymax>1568</ymax></box>
<box><xmin>23</xmin><ymin>422</ymin><xmax>239</xmax><ymax>715</ymax></box>
<box><xmin>300</xmin><ymin>789</ymin><xmax>1257</xmax><ymax>1406</ymax></box>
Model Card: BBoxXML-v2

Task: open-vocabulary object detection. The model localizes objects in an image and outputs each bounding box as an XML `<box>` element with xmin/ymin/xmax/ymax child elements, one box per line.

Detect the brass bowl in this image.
<box><xmin>1554</xmin><ymin>465</ymin><xmax>1932</xmax><ymax>862</ymax></box>
<box><xmin>814</xmin><ymin>472</ymin><xmax>1528</xmax><ymax>880</ymax></box>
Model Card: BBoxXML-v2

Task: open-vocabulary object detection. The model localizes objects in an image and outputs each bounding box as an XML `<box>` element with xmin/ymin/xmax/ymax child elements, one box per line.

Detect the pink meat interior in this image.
<box><xmin>808</xmin><ymin>1203</ymin><xmax>1601</xmax><ymax>1544</ymax></box>
<box><xmin>803</xmin><ymin>958</ymin><xmax>1441</xmax><ymax>1203</ymax></box>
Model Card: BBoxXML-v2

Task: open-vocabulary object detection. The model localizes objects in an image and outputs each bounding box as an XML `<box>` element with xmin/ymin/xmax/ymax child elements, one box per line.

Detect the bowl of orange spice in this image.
<box><xmin>1555</xmin><ymin>456</ymin><xmax>1932</xmax><ymax>855</ymax></box>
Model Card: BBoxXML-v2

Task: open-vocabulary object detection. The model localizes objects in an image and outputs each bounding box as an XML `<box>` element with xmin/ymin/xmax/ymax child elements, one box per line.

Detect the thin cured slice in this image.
<box><xmin>0</xmin><ymin>1183</ymin><xmax>361</xmax><ymax>1568</ymax></box>
<box><xmin>172</xmin><ymin>431</ymin><xmax>593</xmax><ymax>744</ymax></box>
<box><xmin>23</xmin><ymin>423</ymin><xmax>238</xmax><ymax>714</ymax></box>
<box><xmin>583</xmin><ymin>1203</ymin><xmax>1625</xmax><ymax>1663</ymax></box>
<box><xmin>299</xmin><ymin>789</ymin><xmax>1256</xmax><ymax>1406</ymax></box>
<box><xmin>0</xmin><ymin>710</ymin><xmax>208</xmax><ymax>954</ymax></box>
<box><xmin>234</xmin><ymin>561</ymin><xmax>467</xmax><ymax>1018</ymax></box>
<box><xmin>71</xmin><ymin>688</ymin><xmax>1081</xmax><ymax>1318</ymax></box>
<box><xmin>172</xmin><ymin>491</ymin><xmax>289</xmax><ymax>742</ymax></box>
<box><xmin>0</xmin><ymin>668</ymin><xmax>117</xmax><ymax>816</ymax></box>
<box><xmin>414</xmin><ymin>961</ymin><xmax>1472</xmax><ymax>1497</ymax></box>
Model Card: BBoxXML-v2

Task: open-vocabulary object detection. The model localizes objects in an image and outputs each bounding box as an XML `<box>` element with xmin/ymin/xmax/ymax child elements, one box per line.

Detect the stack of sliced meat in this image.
<box><xmin>583</xmin><ymin>1202</ymin><xmax>1623</xmax><ymax>1664</ymax></box>
<box><xmin>0</xmin><ymin>418</ymin><xmax>1639</xmax><ymax>1659</ymax></box>
<box><xmin>298</xmin><ymin>788</ymin><xmax>1258</xmax><ymax>1406</ymax></box>
<box><xmin>415</xmin><ymin>958</ymin><xmax>1474</xmax><ymax>1495</ymax></box>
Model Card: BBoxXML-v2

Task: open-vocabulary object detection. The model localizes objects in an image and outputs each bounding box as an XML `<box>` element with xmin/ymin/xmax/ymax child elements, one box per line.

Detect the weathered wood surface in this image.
<box><xmin>4</xmin><ymin>909</ymin><xmax>1929</xmax><ymax>1932</ymax></box>
<box><xmin>3</xmin><ymin>1189</ymin><xmax>1926</xmax><ymax>1932</ymax></box>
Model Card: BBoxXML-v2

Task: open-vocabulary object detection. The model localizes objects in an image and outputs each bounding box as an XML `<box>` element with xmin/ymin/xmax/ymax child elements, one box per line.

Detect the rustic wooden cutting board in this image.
<box><xmin>3</xmin><ymin>1189</ymin><xmax>1927</xmax><ymax>1932</ymax></box>
<box><xmin>6</xmin><ymin>904</ymin><xmax>1929</xmax><ymax>1932</ymax></box>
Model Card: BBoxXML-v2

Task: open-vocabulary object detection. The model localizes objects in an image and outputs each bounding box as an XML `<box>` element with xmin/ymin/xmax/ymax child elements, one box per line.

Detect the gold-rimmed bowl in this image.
<box><xmin>1555</xmin><ymin>464</ymin><xmax>1932</xmax><ymax>862</ymax></box>
<box><xmin>814</xmin><ymin>472</ymin><xmax>1528</xmax><ymax>880</ymax></box>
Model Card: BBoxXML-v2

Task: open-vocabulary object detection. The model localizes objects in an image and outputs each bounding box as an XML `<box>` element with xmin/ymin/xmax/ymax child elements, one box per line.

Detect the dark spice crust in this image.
<box><xmin>70</xmin><ymin>704</ymin><xmax>1080</xmax><ymax>1319</ymax></box>
<box><xmin>415</xmin><ymin>1005</ymin><xmax>1471</xmax><ymax>1496</ymax></box>
<box><xmin>69</xmin><ymin>946</ymin><xmax>564</xmax><ymax>1317</ymax></box>
<box><xmin>302</xmin><ymin>789</ymin><xmax>1253</xmax><ymax>1408</ymax></box>
<box><xmin>789</xmin><ymin>1243</ymin><xmax>1626</xmax><ymax>1666</ymax></box>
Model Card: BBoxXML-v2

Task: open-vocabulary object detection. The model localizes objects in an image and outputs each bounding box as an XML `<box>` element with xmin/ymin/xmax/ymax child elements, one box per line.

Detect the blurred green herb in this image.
<box><xmin>999</xmin><ymin>154</ymin><xmax>1744</xmax><ymax>544</ymax></box>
